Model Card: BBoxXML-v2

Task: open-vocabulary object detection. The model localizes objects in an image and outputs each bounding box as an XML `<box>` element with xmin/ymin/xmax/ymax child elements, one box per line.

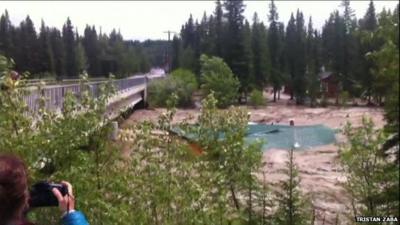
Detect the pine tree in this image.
<box><xmin>322</xmin><ymin>11</ymin><xmax>346</xmax><ymax>104</ymax></box>
<box><xmin>181</xmin><ymin>14</ymin><xmax>196</xmax><ymax>49</ymax></box>
<box><xmin>273</xmin><ymin>149</ymin><xmax>312</xmax><ymax>225</ymax></box>
<box><xmin>285</xmin><ymin>13</ymin><xmax>296</xmax><ymax>100</ymax></box>
<box><xmin>171</xmin><ymin>35</ymin><xmax>182</xmax><ymax>71</ymax></box>
<box><xmin>213</xmin><ymin>0</ymin><xmax>224</xmax><ymax>57</ymax></box>
<box><xmin>360</xmin><ymin>0</ymin><xmax>377</xmax><ymax>31</ymax></box>
<box><xmin>293</xmin><ymin>10</ymin><xmax>307</xmax><ymax>105</ymax></box>
<box><xmin>340</xmin><ymin>0</ymin><xmax>359</xmax><ymax>96</ymax></box>
<box><xmin>75</xmin><ymin>41</ymin><xmax>87</xmax><ymax>74</ymax></box>
<box><xmin>0</xmin><ymin>10</ymin><xmax>14</xmax><ymax>58</ymax></box>
<box><xmin>306</xmin><ymin>17</ymin><xmax>321</xmax><ymax>107</ymax></box>
<box><xmin>267</xmin><ymin>0</ymin><xmax>284</xmax><ymax>102</ymax></box>
<box><xmin>223</xmin><ymin>0</ymin><xmax>249</xmax><ymax>97</ymax></box>
<box><xmin>358</xmin><ymin>0</ymin><xmax>378</xmax><ymax>104</ymax></box>
<box><xmin>82</xmin><ymin>25</ymin><xmax>101</xmax><ymax>76</ymax></box>
<box><xmin>62</xmin><ymin>17</ymin><xmax>78</xmax><ymax>78</ymax></box>
<box><xmin>251</xmin><ymin>13</ymin><xmax>269</xmax><ymax>89</ymax></box>
<box><xmin>242</xmin><ymin>19</ymin><xmax>253</xmax><ymax>95</ymax></box>
<box><xmin>38</xmin><ymin>20</ymin><xmax>55</xmax><ymax>75</ymax></box>
<box><xmin>17</xmin><ymin>16</ymin><xmax>38</xmax><ymax>74</ymax></box>
<box><xmin>199</xmin><ymin>12</ymin><xmax>212</xmax><ymax>56</ymax></box>
<box><xmin>49</xmin><ymin>28</ymin><xmax>65</xmax><ymax>78</ymax></box>
<box><xmin>341</xmin><ymin>0</ymin><xmax>355</xmax><ymax>34</ymax></box>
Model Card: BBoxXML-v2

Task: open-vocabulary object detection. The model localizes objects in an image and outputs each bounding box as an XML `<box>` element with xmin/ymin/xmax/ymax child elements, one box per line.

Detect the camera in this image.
<box><xmin>29</xmin><ymin>181</ymin><xmax>68</xmax><ymax>208</ymax></box>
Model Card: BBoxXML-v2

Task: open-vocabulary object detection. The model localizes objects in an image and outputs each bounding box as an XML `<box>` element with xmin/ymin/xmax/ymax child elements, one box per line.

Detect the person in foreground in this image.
<box><xmin>0</xmin><ymin>154</ymin><xmax>89</xmax><ymax>225</ymax></box>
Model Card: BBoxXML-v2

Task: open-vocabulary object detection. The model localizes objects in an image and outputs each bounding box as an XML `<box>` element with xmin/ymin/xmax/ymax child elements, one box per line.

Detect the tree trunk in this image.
<box><xmin>248</xmin><ymin>180</ymin><xmax>252</xmax><ymax>224</ymax></box>
<box><xmin>230</xmin><ymin>184</ymin><xmax>240</xmax><ymax>210</ymax></box>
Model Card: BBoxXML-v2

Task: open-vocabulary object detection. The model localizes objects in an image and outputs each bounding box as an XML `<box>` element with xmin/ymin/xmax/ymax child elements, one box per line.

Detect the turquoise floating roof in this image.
<box><xmin>245</xmin><ymin>124</ymin><xmax>336</xmax><ymax>151</ymax></box>
<box><xmin>172</xmin><ymin>124</ymin><xmax>336</xmax><ymax>151</ymax></box>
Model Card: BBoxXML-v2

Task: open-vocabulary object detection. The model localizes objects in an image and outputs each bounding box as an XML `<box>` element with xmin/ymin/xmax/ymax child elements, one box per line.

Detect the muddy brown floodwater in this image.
<box><xmin>121</xmin><ymin>92</ymin><xmax>385</xmax><ymax>225</ymax></box>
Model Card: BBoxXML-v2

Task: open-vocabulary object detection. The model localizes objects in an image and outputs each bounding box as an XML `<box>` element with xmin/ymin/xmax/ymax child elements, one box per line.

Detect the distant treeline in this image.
<box><xmin>0</xmin><ymin>11</ymin><xmax>169</xmax><ymax>79</ymax></box>
<box><xmin>172</xmin><ymin>0</ymin><xmax>399</xmax><ymax>104</ymax></box>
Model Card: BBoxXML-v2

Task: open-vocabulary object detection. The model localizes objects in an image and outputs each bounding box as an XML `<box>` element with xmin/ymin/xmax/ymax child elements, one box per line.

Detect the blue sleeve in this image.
<box><xmin>62</xmin><ymin>211</ymin><xmax>89</xmax><ymax>225</ymax></box>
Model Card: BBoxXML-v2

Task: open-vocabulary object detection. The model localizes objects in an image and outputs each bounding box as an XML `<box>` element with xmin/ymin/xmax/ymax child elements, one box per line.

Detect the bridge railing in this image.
<box><xmin>23</xmin><ymin>74</ymin><xmax>163</xmax><ymax>112</ymax></box>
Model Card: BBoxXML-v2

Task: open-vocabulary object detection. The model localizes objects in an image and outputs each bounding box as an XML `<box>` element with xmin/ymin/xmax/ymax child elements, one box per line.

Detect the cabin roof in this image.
<box><xmin>319</xmin><ymin>71</ymin><xmax>334</xmax><ymax>80</ymax></box>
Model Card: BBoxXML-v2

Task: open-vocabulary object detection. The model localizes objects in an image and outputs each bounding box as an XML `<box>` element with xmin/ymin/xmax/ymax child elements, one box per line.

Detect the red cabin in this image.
<box><xmin>319</xmin><ymin>71</ymin><xmax>338</xmax><ymax>98</ymax></box>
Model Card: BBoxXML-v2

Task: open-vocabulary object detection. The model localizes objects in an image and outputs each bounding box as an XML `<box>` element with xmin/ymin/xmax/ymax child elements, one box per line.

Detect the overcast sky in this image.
<box><xmin>0</xmin><ymin>1</ymin><xmax>398</xmax><ymax>41</ymax></box>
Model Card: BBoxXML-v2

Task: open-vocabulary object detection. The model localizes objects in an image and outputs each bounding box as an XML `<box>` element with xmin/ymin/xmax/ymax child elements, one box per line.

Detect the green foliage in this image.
<box><xmin>339</xmin><ymin>118</ymin><xmax>399</xmax><ymax>223</ymax></box>
<box><xmin>0</xmin><ymin>12</ymin><xmax>155</xmax><ymax>78</ymax></box>
<box><xmin>249</xmin><ymin>89</ymin><xmax>265</xmax><ymax>107</ymax></box>
<box><xmin>339</xmin><ymin>90</ymin><xmax>350</xmax><ymax>106</ymax></box>
<box><xmin>170</xmin><ymin>68</ymin><xmax>198</xmax><ymax>90</ymax></box>
<box><xmin>117</xmin><ymin>92</ymin><xmax>265</xmax><ymax>224</ymax></box>
<box><xmin>200</xmin><ymin>54</ymin><xmax>240</xmax><ymax>108</ymax></box>
<box><xmin>367</xmin><ymin>7</ymin><xmax>399</xmax><ymax>133</ymax></box>
<box><xmin>273</xmin><ymin>149</ymin><xmax>312</xmax><ymax>225</ymax></box>
<box><xmin>0</xmin><ymin>55</ymin><xmax>122</xmax><ymax>224</ymax></box>
<box><xmin>148</xmin><ymin>68</ymin><xmax>197</xmax><ymax>108</ymax></box>
<box><xmin>251</xmin><ymin>13</ymin><xmax>270</xmax><ymax>89</ymax></box>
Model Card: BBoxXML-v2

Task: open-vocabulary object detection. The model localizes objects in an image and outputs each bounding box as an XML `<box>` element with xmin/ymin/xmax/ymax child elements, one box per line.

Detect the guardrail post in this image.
<box><xmin>110</xmin><ymin>121</ymin><xmax>119</xmax><ymax>141</ymax></box>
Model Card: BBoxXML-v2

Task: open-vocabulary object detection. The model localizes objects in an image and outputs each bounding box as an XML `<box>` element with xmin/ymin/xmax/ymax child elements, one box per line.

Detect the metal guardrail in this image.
<box><xmin>23</xmin><ymin>74</ymin><xmax>164</xmax><ymax>112</ymax></box>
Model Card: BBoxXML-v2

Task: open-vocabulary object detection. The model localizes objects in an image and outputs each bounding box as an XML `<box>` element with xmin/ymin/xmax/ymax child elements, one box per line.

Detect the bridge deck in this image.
<box><xmin>23</xmin><ymin>73</ymin><xmax>164</xmax><ymax>119</ymax></box>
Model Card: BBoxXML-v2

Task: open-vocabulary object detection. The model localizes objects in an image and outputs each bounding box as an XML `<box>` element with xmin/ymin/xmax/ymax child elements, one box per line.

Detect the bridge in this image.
<box><xmin>23</xmin><ymin>71</ymin><xmax>165</xmax><ymax>120</ymax></box>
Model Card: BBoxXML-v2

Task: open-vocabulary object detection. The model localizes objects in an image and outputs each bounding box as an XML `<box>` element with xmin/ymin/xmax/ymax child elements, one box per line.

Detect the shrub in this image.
<box><xmin>249</xmin><ymin>89</ymin><xmax>266</xmax><ymax>107</ymax></box>
<box><xmin>1</xmin><ymin>55</ymin><xmax>122</xmax><ymax>224</ymax></box>
<box><xmin>339</xmin><ymin>90</ymin><xmax>350</xmax><ymax>107</ymax></box>
<box><xmin>148</xmin><ymin>68</ymin><xmax>197</xmax><ymax>108</ymax></box>
<box><xmin>170</xmin><ymin>68</ymin><xmax>198</xmax><ymax>91</ymax></box>
<box><xmin>200</xmin><ymin>54</ymin><xmax>240</xmax><ymax>108</ymax></box>
<box><xmin>340</xmin><ymin>118</ymin><xmax>399</xmax><ymax>221</ymax></box>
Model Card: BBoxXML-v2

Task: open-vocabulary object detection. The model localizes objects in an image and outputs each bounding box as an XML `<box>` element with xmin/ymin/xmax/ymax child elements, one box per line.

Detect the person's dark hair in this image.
<box><xmin>0</xmin><ymin>154</ymin><xmax>29</xmax><ymax>224</ymax></box>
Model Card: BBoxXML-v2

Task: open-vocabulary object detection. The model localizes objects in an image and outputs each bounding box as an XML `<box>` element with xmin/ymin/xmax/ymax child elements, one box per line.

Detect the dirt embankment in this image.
<box><xmin>121</xmin><ymin>97</ymin><xmax>385</xmax><ymax>225</ymax></box>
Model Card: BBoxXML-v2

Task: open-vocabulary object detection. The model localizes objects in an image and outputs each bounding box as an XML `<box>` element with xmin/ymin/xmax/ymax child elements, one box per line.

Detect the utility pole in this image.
<box><xmin>163</xmin><ymin>30</ymin><xmax>177</xmax><ymax>73</ymax></box>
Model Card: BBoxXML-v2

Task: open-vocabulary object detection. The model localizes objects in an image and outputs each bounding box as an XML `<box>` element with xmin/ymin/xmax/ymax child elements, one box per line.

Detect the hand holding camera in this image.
<box><xmin>52</xmin><ymin>181</ymin><xmax>75</xmax><ymax>213</ymax></box>
<box><xmin>29</xmin><ymin>181</ymin><xmax>75</xmax><ymax>213</ymax></box>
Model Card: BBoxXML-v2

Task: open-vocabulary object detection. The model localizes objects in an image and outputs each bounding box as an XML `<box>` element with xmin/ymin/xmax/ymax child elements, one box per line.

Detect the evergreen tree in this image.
<box><xmin>171</xmin><ymin>35</ymin><xmax>182</xmax><ymax>71</ymax></box>
<box><xmin>17</xmin><ymin>16</ymin><xmax>39</xmax><ymax>74</ymax></box>
<box><xmin>306</xmin><ymin>17</ymin><xmax>322</xmax><ymax>107</ymax></box>
<box><xmin>293</xmin><ymin>10</ymin><xmax>307</xmax><ymax>104</ymax></box>
<box><xmin>251</xmin><ymin>13</ymin><xmax>269</xmax><ymax>89</ymax></box>
<box><xmin>340</xmin><ymin>119</ymin><xmax>399</xmax><ymax>222</ymax></box>
<box><xmin>358</xmin><ymin>0</ymin><xmax>378</xmax><ymax>104</ymax></box>
<box><xmin>0</xmin><ymin>10</ymin><xmax>13</xmax><ymax>58</ymax></box>
<box><xmin>181</xmin><ymin>14</ymin><xmax>196</xmax><ymax>49</ymax></box>
<box><xmin>341</xmin><ymin>0</ymin><xmax>355</xmax><ymax>34</ymax></box>
<box><xmin>267</xmin><ymin>0</ymin><xmax>284</xmax><ymax>101</ymax></box>
<box><xmin>199</xmin><ymin>12</ymin><xmax>212</xmax><ymax>56</ymax></box>
<box><xmin>273</xmin><ymin>149</ymin><xmax>312</xmax><ymax>225</ymax></box>
<box><xmin>75</xmin><ymin>41</ymin><xmax>87</xmax><ymax>74</ymax></box>
<box><xmin>242</xmin><ymin>19</ymin><xmax>253</xmax><ymax>94</ymax></box>
<box><xmin>49</xmin><ymin>28</ymin><xmax>65</xmax><ymax>78</ymax></box>
<box><xmin>213</xmin><ymin>0</ymin><xmax>224</xmax><ymax>57</ymax></box>
<box><xmin>341</xmin><ymin>0</ymin><xmax>360</xmax><ymax>96</ymax></box>
<box><xmin>38</xmin><ymin>20</ymin><xmax>55</xmax><ymax>75</ymax></box>
<box><xmin>285</xmin><ymin>13</ymin><xmax>296</xmax><ymax>100</ymax></box>
<box><xmin>277</xmin><ymin>22</ymin><xmax>286</xmax><ymax>100</ymax></box>
<box><xmin>322</xmin><ymin>11</ymin><xmax>346</xmax><ymax>104</ymax></box>
<box><xmin>360</xmin><ymin>0</ymin><xmax>377</xmax><ymax>31</ymax></box>
<box><xmin>223</xmin><ymin>0</ymin><xmax>250</xmax><ymax>97</ymax></box>
<box><xmin>82</xmin><ymin>25</ymin><xmax>101</xmax><ymax>76</ymax></box>
<box><xmin>62</xmin><ymin>17</ymin><xmax>78</xmax><ymax>78</ymax></box>
<box><xmin>180</xmin><ymin>46</ymin><xmax>196</xmax><ymax>72</ymax></box>
<box><xmin>207</xmin><ymin>15</ymin><xmax>216</xmax><ymax>56</ymax></box>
